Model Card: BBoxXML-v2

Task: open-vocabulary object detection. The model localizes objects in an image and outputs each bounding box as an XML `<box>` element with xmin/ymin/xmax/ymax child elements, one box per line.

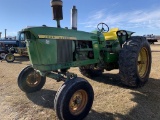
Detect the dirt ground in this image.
<box><xmin>0</xmin><ymin>41</ymin><xmax>160</xmax><ymax>120</ymax></box>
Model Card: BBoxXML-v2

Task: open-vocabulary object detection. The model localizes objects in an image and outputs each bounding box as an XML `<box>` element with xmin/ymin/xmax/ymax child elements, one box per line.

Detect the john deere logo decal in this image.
<box><xmin>38</xmin><ymin>35</ymin><xmax>77</xmax><ymax>40</ymax></box>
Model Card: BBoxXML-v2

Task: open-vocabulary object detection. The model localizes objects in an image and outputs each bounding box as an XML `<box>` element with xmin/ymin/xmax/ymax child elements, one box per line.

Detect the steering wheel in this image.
<box><xmin>97</xmin><ymin>22</ymin><xmax>109</xmax><ymax>32</ymax></box>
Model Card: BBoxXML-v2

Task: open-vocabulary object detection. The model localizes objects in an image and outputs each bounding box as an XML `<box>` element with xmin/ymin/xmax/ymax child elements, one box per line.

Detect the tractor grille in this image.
<box><xmin>57</xmin><ymin>40</ymin><xmax>73</xmax><ymax>63</ymax></box>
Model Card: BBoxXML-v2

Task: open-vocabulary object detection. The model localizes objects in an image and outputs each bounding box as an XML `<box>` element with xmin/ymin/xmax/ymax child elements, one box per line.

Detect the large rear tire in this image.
<box><xmin>54</xmin><ymin>77</ymin><xmax>94</xmax><ymax>120</ymax></box>
<box><xmin>119</xmin><ymin>36</ymin><xmax>151</xmax><ymax>87</ymax></box>
<box><xmin>18</xmin><ymin>66</ymin><xmax>46</xmax><ymax>93</ymax></box>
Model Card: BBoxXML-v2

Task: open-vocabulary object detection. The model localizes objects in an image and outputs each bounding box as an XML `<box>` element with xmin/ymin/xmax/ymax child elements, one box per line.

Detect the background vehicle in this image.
<box><xmin>143</xmin><ymin>34</ymin><xmax>158</xmax><ymax>44</ymax></box>
<box><xmin>0</xmin><ymin>32</ymin><xmax>27</xmax><ymax>62</ymax></box>
<box><xmin>0</xmin><ymin>42</ymin><xmax>8</xmax><ymax>60</ymax></box>
<box><xmin>17</xmin><ymin>0</ymin><xmax>152</xmax><ymax>120</ymax></box>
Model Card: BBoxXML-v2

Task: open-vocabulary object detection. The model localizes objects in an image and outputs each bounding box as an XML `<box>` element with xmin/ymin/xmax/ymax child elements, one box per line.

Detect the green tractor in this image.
<box><xmin>17</xmin><ymin>0</ymin><xmax>151</xmax><ymax>120</ymax></box>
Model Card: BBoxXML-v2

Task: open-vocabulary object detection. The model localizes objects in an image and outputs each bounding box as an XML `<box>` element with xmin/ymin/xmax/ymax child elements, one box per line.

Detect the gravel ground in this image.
<box><xmin>0</xmin><ymin>43</ymin><xmax>160</xmax><ymax>120</ymax></box>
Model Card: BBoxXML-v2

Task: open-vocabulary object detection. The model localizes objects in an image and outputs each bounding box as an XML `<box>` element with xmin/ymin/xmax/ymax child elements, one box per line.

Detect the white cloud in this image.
<box><xmin>88</xmin><ymin>10</ymin><xmax>105</xmax><ymax>20</ymax></box>
<box><xmin>81</xmin><ymin>8</ymin><xmax>160</xmax><ymax>30</ymax></box>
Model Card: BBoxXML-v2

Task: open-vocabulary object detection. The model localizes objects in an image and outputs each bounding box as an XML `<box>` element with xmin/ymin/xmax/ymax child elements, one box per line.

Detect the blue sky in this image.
<box><xmin>0</xmin><ymin>0</ymin><xmax>160</xmax><ymax>37</ymax></box>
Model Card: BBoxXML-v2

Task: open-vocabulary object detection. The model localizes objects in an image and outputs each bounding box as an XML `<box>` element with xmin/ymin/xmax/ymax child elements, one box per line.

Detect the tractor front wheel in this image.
<box><xmin>119</xmin><ymin>36</ymin><xmax>151</xmax><ymax>87</ymax></box>
<box><xmin>54</xmin><ymin>77</ymin><xmax>94</xmax><ymax>120</ymax></box>
<box><xmin>18</xmin><ymin>66</ymin><xmax>46</xmax><ymax>93</ymax></box>
<box><xmin>5</xmin><ymin>53</ymin><xmax>15</xmax><ymax>62</ymax></box>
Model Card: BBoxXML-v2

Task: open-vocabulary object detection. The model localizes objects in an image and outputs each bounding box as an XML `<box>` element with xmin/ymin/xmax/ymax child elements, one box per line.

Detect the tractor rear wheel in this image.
<box><xmin>119</xmin><ymin>36</ymin><xmax>151</xmax><ymax>87</ymax></box>
<box><xmin>54</xmin><ymin>77</ymin><xmax>94</xmax><ymax>120</ymax></box>
<box><xmin>18</xmin><ymin>66</ymin><xmax>46</xmax><ymax>93</ymax></box>
<box><xmin>5</xmin><ymin>53</ymin><xmax>15</xmax><ymax>62</ymax></box>
<box><xmin>79</xmin><ymin>66</ymin><xmax>102</xmax><ymax>78</ymax></box>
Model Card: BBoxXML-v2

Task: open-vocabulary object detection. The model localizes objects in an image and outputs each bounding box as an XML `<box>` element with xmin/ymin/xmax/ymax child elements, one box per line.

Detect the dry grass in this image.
<box><xmin>0</xmin><ymin>44</ymin><xmax>160</xmax><ymax>120</ymax></box>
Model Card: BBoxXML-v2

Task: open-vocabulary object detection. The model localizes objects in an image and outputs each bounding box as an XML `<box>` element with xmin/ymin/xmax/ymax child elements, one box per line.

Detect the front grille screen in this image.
<box><xmin>57</xmin><ymin>40</ymin><xmax>73</xmax><ymax>63</ymax></box>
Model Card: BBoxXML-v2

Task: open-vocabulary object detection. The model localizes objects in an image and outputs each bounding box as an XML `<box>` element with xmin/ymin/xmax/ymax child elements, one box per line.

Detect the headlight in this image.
<box><xmin>117</xmin><ymin>30</ymin><xmax>128</xmax><ymax>36</ymax></box>
<box><xmin>122</xmin><ymin>31</ymin><xmax>126</xmax><ymax>35</ymax></box>
<box><xmin>117</xmin><ymin>32</ymin><xmax>122</xmax><ymax>36</ymax></box>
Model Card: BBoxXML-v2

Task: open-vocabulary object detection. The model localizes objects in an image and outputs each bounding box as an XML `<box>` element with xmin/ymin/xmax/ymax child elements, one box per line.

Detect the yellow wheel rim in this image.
<box><xmin>6</xmin><ymin>55</ymin><xmax>14</xmax><ymax>61</ymax></box>
<box><xmin>26</xmin><ymin>72</ymin><xmax>41</xmax><ymax>87</ymax></box>
<box><xmin>69</xmin><ymin>90</ymin><xmax>88</xmax><ymax>115</ymax></box>
<box><xmin>137</xmin><ymin>47</ymin><xmax>149</xmax><ymax>78</ymax></box>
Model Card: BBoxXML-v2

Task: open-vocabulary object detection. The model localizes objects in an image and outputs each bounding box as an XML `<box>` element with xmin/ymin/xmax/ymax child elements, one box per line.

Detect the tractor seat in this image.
<box><xmin>103</xmin><ymin>28</ymin><xmax>119</xmax><ymax>40</ymax></box>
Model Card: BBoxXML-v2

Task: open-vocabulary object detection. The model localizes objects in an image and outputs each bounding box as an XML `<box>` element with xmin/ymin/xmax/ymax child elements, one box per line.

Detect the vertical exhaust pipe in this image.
<box><xmin>5</xmin><ymin>29</ymin><xmax>7</xmax><ymax>39</ymax></box>
<box><xmin>71</xmin><ymin>6</ymin><xmax>77</xmax><ymax>30</ymax></box>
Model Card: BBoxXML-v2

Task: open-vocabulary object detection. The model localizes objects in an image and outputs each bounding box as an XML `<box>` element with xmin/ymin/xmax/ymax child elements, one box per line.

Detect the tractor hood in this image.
<box><xmin>22</xmin><ymin>26</ymin><xmax>105</xmax><ymax>41</ymax></box>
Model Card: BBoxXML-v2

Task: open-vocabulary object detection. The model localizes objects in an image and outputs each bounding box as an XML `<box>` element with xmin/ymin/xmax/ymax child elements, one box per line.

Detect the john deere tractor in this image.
<box><xmin>17</xmin><ymin>0</ymin><xmax>151</xmax><ymax>120</ymax></box>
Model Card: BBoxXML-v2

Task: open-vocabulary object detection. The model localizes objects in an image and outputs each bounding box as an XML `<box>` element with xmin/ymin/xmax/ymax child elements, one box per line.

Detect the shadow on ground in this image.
<box><xmin>86</xmin><ymin>77</ymin><xmax>160</xmax><ymax>120</ymax></box>
<box><xmin>14</xmin><ymin>56</ymin><xmax>29</xmax><ymax>64</ymax></box>
<box><xmin>26</xmin><ymin>89</ymin><xmax>56</xmax><ymax>109</ymax></box>
<box><xmin>91</xmin><ymin>72</ymin><xmax>127</xmax><ymax>88</ymax></box>
<box><xmin>25</xmin><ymin>74</ymin><xmax>160</xmax><ymax>120</ymax></box>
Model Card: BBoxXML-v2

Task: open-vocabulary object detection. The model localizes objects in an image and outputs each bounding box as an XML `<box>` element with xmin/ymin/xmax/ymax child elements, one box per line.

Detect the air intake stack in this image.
<box><xmin>50</xmin><ymin>0</ymin><xmax>63</xmax><ymax>28</ymax></box>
